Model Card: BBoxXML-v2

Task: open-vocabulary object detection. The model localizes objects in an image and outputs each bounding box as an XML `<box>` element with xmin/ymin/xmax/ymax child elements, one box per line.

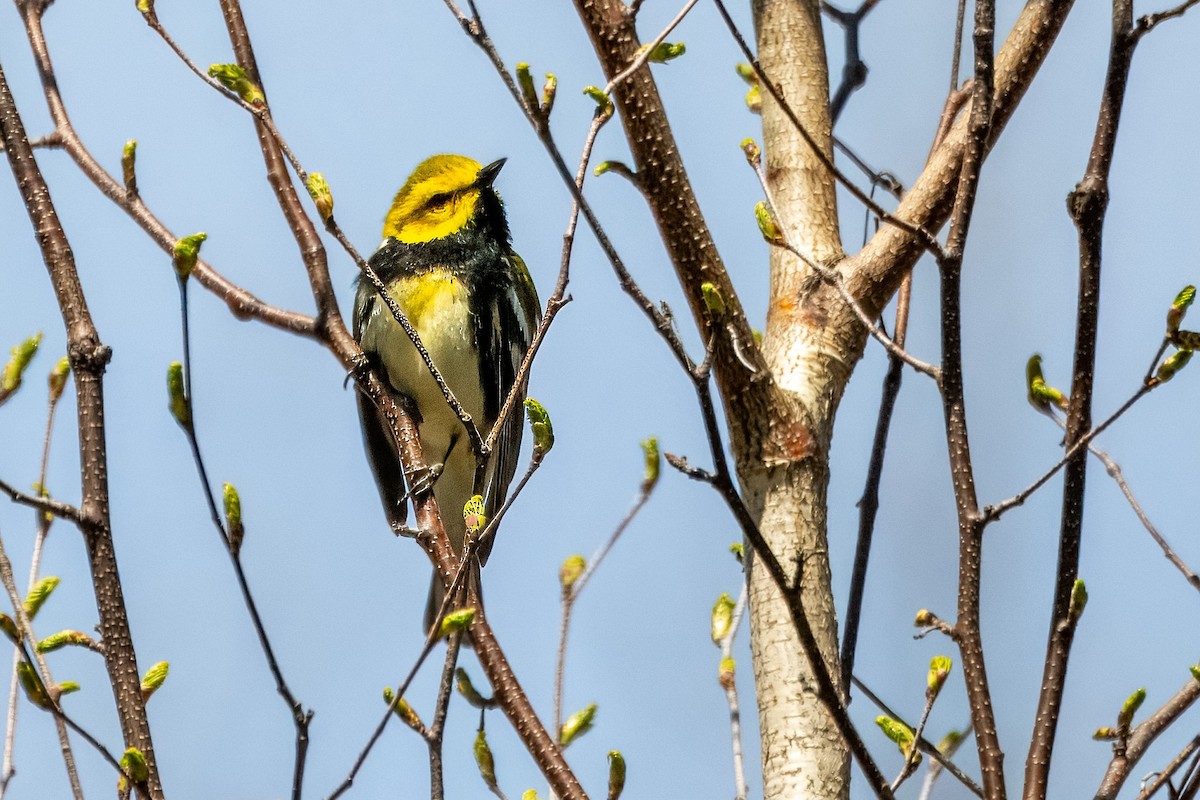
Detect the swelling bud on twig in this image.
<box><xmin>1068</xmin><ymin>579</ymin><xmax>1087</xmax><ymax>623</ymax></box>
<box><xmin>754</xmin><ymin>201</ymin><xmax>785</xmax><ymax>246</ymax></box>
<box><xmin>455</xmin><ymin>668</ymin><xmax>493</xmax><ymax>709</ymax></box>
<box><xmin>734</xmin><ymin>62</ymin><xmax>762</xmax><ymax>113</ymax></box>
<box><xmin>522</xmin><ymin>792</ymin><xmax>541</xmax><ymax>800</ymax></box>
<box><xmin>382</xmin><ymin>687</ymin><xmax>424</xmax><ymax>731</ymax></box>
<box><xmin>208</xmin><ymin>63</ymin><xmax>265</xmax><ymax>106</ymax></box>
<box><xmin>524</xmin><ymin>398</ymin><xmax>554</xmax><ymax>458</ymax></box>
<box><xmin>48</xmin><ymin>356</ymin><xmax>70</xmax><ymax>404</ymax></box>
<box><xmin>474</xmin><ymin>728</ymin><xmax>499</xmax><ymax>793</ymax></box>
<box><xmin>36</xmin><ymin>630</ymin><xmax>96</xmax><ymax>654</ymax></box>
<box><xmin>875</xmin><ymin>716</ymin><xmax>918</xmax><ymax>760</ymax></box>
<box><xmin>17</xmin><ymin>662</ymin><xmax>53</xmax><ymax>709</ymax></box>
<box><xmin>607</xmin><ymin>750</ymin><xmax>626</xmax><ymax>800</ymax></box>
<box><xmin>1155</xmin><ymin>348</ymin><xmax>1192</xmax><ymax>384</ymax></box>
<box><xmin>700</xmin><ymin>282</ymin><xmax>726</xmax><ymax>316</ymax></box>
<box><xmin>121</xmin><ymin>139</ymin><xmax>138</xmax><ymax>195</ymax></box>
<box><xmin>541</xmin><ymin>73</ymin><xmax>557</xmax><ymax>115</ymax></box>
<box><xmin>936</xmin><ymin>729</ymin><xmax>965</xmax><ymax>754</ymax></box>
<box><xmin>1191</xmin><ymin>664</ymin><xmax>1200</xmax><ymax>682</ymax></box>
<box><xmin>1093</xmin><ymin>726</ymin><xmax>1117</xmax><ymax>741</ymax></box>
<box><xmin>119</xmin><ymin>747</ymin><xmax>149</xmax><ymax>793</ymax></box>
<box><xmin>642</xmin><ymin>41</ymin><xmax>686</xmax><ymax>63</ymax></box>
<box><xmin>729</xmin><ymin>542</ymin><xmax>744</xmax><ymax>563</ymax></box>
<box><xmin>24</xmin><ymin>576</ymin><xmax>59</xmax><ymax>619</ymax></box>
<box><xmin>1117</xmin><ymin>687</ymin><xmax>1146</xmax><ymax>731</ymax></box>
<box><xmin>640</xmin><ymin>436</ymin><xmax>660</xmax><ymax>490</ymax></box>
<box><xmin>306</xmin><ymin>172</ymin><xmax>334</xmax><ymax>222</ymax></box>
<box><xmin>1</xmin><ymin>332</ymin><xmax>42</xmax><ymax>399</ymax></box>
<box><xmin>516</xmin><ymin>62</ymin><xmax>538</xmax><ymax>112</ymax></box>
<box><xmin>718</xmin><ymin>657</ymin><xmax>736</xmax><ymax>690</ymax></box>
<box><xmin>172</xmin><ymin>233</ymin><xmax>207</xmax><ymax>281</ymax></box>
<box><xmin>1026</xmin><ymin>354</ymin><xmax>1068</xmax><ymax>412</ymax></box>
<box><xmin>582</xmin><ymin>86</ymin><xmax>614</xmax><ymax>121</ymax></box>
<box><xmin>1167</xmin><ymin>285</ymin><xmax>1195</xmax><ymax>334</ymax></box>
<box><xmin>223</xmin><ymin>483</ymin><xmax>244</xmax><ymax>555</ymax></box>
<box><xmin>560</xmin><ymin>703</ymin><xmax>598</xmax><ymax>747</ymax></box>
<box><xmin>927</xmin><ymin>655</ymin><xmax>952</xmax><ymax>699</ymax></box>
<box><xmin>0</xmin><ymin>614</ymin><xmax>17</xmax><ymax>642</ymax></box>
<box><xmin>559</xmin><ymin>555</ymin><xmax>586</xmax><ymax>590</ymax></box>
<box><xmin>438</xmin><ymin>607</ymin><xmax>476</xmax><ymax>638</ymax></box>
<box><xmin>167</xmin><ymin>362</ymin><xmax>190</xmax><ymax>428</ymax></box>
<box><xmin>740</xmin><ymin>137</ymin><xmax>761</xmax><ymax>166</ymax></box>
<box><xmin>140</xmin><ymin>661</ymin><xmax>169</xmax><ymax>701</ymax></box>
<box><xmin>711</xmin><ymin>592</ymin><xmax>736</xmax><ymax>644</ymax></box>
<box><xmin>464</xmin><ymin>494</ymin><xmax>487</xmax><ymax>535</ymax></box>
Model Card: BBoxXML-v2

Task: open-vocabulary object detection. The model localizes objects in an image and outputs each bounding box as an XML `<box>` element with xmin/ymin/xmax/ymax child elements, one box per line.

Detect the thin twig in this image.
<box><xmin>603</xmin><ymin>0</ymin><xmax>699</xmax><ymax>95</ymax></box>
<box><xmin>717</xmin><ymin>581</ymin><xmax>749</xmax><ymax>800</ymax></box>
<box><xmin>0</xmin><ymin>481</ymin><xmax>80</xmax><ymax>524</ymax></box>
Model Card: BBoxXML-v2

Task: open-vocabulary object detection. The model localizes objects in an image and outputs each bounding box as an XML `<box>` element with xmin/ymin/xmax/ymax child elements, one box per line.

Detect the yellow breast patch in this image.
<box><xmin>389</xmin><ymin>270</ymin><xmax>468</xmax><ymax>327</ymax></box>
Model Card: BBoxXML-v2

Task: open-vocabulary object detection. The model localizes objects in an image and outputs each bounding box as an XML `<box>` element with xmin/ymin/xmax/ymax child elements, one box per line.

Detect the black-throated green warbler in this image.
<box><xmin>354</xmin><ymin>154</ymin><xmax>540</xmax><ymax>632</ymax></box>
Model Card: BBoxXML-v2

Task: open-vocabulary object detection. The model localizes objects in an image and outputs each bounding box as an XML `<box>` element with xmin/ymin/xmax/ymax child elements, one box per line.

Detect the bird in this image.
<box><xmin>353</xmin><ymin>154</ymin><xmax>540</xmax><ymax>635</ymax></box>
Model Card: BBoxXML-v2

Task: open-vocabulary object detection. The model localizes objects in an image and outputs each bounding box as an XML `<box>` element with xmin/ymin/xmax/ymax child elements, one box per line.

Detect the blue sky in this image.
<box><xmin>1</xmin><ymin>2</ymin><xmax>1199</xmax><ymax>799</ymax></box>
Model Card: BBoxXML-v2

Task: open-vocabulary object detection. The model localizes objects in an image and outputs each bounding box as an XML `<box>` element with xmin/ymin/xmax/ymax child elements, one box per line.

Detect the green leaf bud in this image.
<box><xmin>582</xmin><ymin>86</ymin><xmax>614</xmax><ymax>121</ymax></box>
<box><xmin>223</xmin><ymin>483</ymin><xmax>244</xmax><ymax>555</ymax></box>
<box><xmin>914</xmin><ymin>609</ymin><xmax>934</xmax><ymax>627</ymax></box>
<box><xmin>701</xmin><ymin>282</ymin><xmax>726</xmax><ymax>316</ymax></box>
<box><xmin>1068</xmin><ymin>579</ymin><xmax>1087</xmax><ymax>623</ymax></box>
<box><xmin>172</xmin><ymin>232</ymin><xmax>207</xmax><ymax>281</ymax></box>
<box><xmin>718</xmin><ymin>656</ymin><xmax>736</xmax><ymax>690</ymax></box>
<box><xmin>207</xmin><ymin>63</ymin><xmax>265</xmax><ymax>106</ymax></box>
<box><xmin>136</xmin><ymin>0</ymin><xmax>155</xmax><ymax>16</ymax></box>
<box><xmin>24</xmin><ymin>576</ymin><xmax>59</xmax><ymax>619</ymax></box>
<box><xmin>455</xmin><ymin>668</ymin><xmax>492</xmax><ymax>709</ymax></box>
<box><xmin>53</xmin><ymin>681</ymin><xmax>80</xmax><ymax>697</ymax></box>
<box><xmin>729</xmin><ymin>542</ymin><xmax>744</xmax><ymax>562</ymax></box>
<box><xmin>711</xmin><ymin>592</ymin><xmax>736</xmax><ymax>644</ymax></box>
<box><xmin>122</xmin><ymin>139</ymin><xmax>138</xmax><ymax>195</ymax></box>
<box><xmin>741</xmin><ymin>137</ymin><xmax>761</xmax><ymax>166</ymax></box>
<box><xmin>734</xmin><ymin>63</ymin><xmax>756</xmax><ymax>85</ymax></box>
<box><xmin>0</xmin><ymin>614</ymin><xmax>18</xmax><ymax>643</ymax></box>
<box><xmin>1175</xmin><ymin>330</ymin><xmax>1200</xmax><ymax>349</ymax></box>
<box><xmin>645</xmin><ymin>41</ymin><xmax>686</xmax><ymax>63</ymax></box>
<box><xmin>560</xmin><ymin>703</ymin><xmax>598</xmax><ymax>747</ymax></box>
<box><xmin>2</xmin><ymin>332</ymin><xmax>42</xmax><ymax>396</ymax></box>
<box><xmin>167</xmin><ymin>362</ymin><xmax>190</xmax><ymax>428</ymax></box>
<box><xmin>560</xmin><ymin>555</ymin><xmax>586</xmax><ymax>590</ymax></box>
<box><xmin>438</xmin><ymin>607</ymin><xmax>476</xmax><ymax>638</ymax></box>
<box><xmin>1093</xmin><ymin>726</ymin><xmax>1118</xmax><ymax>741</ymax></box>
<box><xmin>522</xmin><ymin>792</ymin><xmax>541</xmax><ymax>800</ymax></box>
<box><xmin>516</xmin><ymin>62</ymin><xmax>538</xmax><ymax>112</ymax></box>
<box><xmin>37</xmin><ymin>630</ymin><xmax>97</xmax><ymax>654</ymax></box>
<box><xmin>593</xmin><ymin>161</ymin><xmax>614</xmax><ymax>177</ymax></box>
<box><xmin>936</xmin><ymin>729</ymin><xmax>964</xmax><ymax>754</ymax></box>
<box><xmin>875</xmin><ymin>715</ymin><xmax>918</xmax><ymax>759</ymax></box>
<box><xmin>17</xmin><ymin>662</ymin><xmax>52</xmax><ymax>709</ymax></box>
<box><xmin>640</xmin><ymin>436</ymin><xmax>660</xmax><ymax>490</ymax></box>
<box><xmin>306</xmin><ymin>172</ymin><xmax>334</xmax><ymax>222</ymax></box>
<box><xmin>1156</xmin><ymin>348</ymin><xmax>1192</xmax><ymax>383</ymax></box>
<box><xmin>140</xmin><ymin>661</ymin><xmax>169</xmax><ymax>700</ymax></box>
<box><xmin>1168</xmin><ymin>285</ymin><xmax>1196</xmax><ymax>333</ymax></box>
<box><xmin>1117</xmin><ymin>687</ymin><xmax>1146</xmax><ymax>730</ymax></box>
<box><xmin>1191</xmin><ymin>664</ymin><xmax>1200</xmax><ymax>682</ymax></box>
<box><xmin>607</xmin><ymin>750</ymin><xmax>626</xmax><ymax>800</ymax></box>
<box><xmin>48</xmin><ymin>356</ymin><xmax>70</xmax><ymax>405</ymax></box>
<box><xmin>541</xmin><ymin>73</ymin><xmax>557</xmax><ymax>115</ymax></box>
<box><xmin>382</xmin><ymin>686</ymin><xmax>424</xmax><ymax>731</ymax></box>
<box><xmin>524</xmin><ymin>397</ymin><xmax>554</xmax><ymax>457</ymax></box>
<box><xmin>121</xmin><ymin>746</ymin><xmax>149</xmax><ymax>785</ymax></box>
<box><xmin>754</xmin><ymin>201</ymin><xmax>784</xmax><ymax>245</ymax></box>
<box><xmin>1027</xmin><ymin>354</ymin><xmax>1068</xmax><ymax>411</ymax></box>
<box><xmin>745</xmin><ymin>84</ymin><xmax>761</xmax><ymax>114</ymax></box>
<box><xmin>474</xmin><ymin>728</ymin><xmax>498</xmax><ymax>791</ymax></box>
<box><xmin>927</xmin><ymin>655</ymin><xmax>952</xmax><ymax>698</ymax></box>
<box><xmin>463</xmin><ymin>494</ymin><xmax>486</xmax><ymax>535</ymax></box>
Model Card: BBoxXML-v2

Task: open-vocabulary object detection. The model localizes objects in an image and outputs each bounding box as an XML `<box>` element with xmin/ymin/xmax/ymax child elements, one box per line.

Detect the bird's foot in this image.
<box><xmin>404</xmin><ymin>462</ymin><xmax>444</xmax><ymax>499</ymax></box>
<box><xmin>391</xmin><ymin>522</ymin><xmax>421</xmax><ymax>538</ymax></box>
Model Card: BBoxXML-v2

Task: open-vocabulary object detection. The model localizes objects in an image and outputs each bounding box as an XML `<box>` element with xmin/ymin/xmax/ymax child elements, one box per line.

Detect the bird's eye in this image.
<box><xmin>428</xmin><ymin>193</ymin><xmax>452</xmax><ymax>211</ymax></box>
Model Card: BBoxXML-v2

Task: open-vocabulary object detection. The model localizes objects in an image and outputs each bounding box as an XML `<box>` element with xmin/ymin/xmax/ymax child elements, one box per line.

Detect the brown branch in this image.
<box><xmin>1024</xmin><ymin>3</ymin><xmax>1138</xmax><ymax>794</ymax></box>
<box><xmin>1095</xmin><ymin>677</ymin><xmax>1200</xmax><ymax>799</ymax></box>
<box><xmin>0</xmin><ymin>479</ymin><xmax>80</xmax><ymax>524</ymax></box>
<box><xmin>0</xmin><ymin>57</ymin><xmax>163</xmax><ymax>799</ymax></box>
<box><xmin>16</xmin><ymin>1</ymin><xmax>314</xmax><ymax>337</ymax></box>
<box><xmin>934</xmin><ymin>0</ymin><xmax>1005</xmax><ymax>795</ymax></box>
<box><xmin>1133</xmin><ymin>734</ymin><xmax>1200</xmax><ymax>800</ymax></box>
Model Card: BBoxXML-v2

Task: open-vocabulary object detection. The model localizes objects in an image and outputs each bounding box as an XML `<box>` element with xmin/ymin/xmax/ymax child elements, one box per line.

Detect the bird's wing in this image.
<box><xmin>354</xmin><ymin>277</ymin><xmax>409</xmax><ymax>528</ymax></box>
<box><xmin>476</xmin><ymin>252</ymin><xmax>542</xmax><ymax>565</ymax></box>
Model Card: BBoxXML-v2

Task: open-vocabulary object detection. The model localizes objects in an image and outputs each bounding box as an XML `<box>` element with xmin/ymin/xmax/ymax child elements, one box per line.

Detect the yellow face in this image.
<box><xmin>383</xmin><ymin>154</ymin><xmax>486</xmax><ymax>244</ymax></box>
